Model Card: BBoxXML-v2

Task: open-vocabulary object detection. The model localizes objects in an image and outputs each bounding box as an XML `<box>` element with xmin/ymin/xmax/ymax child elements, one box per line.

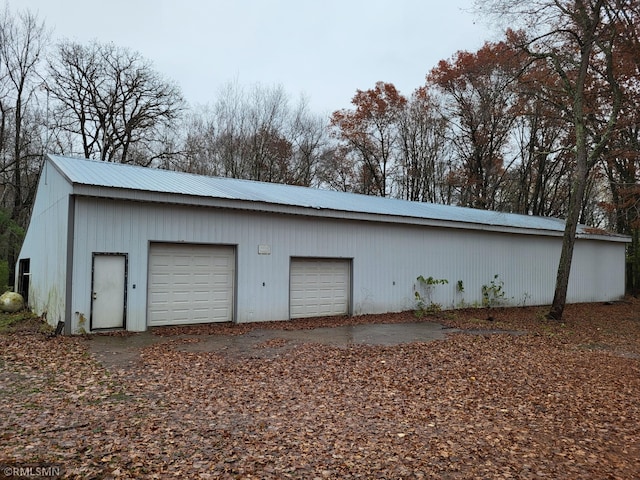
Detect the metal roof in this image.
<box><xmin>48</xmin><ymin>154</ymin><xmax>626</xmax><ymax>240</ymax></box>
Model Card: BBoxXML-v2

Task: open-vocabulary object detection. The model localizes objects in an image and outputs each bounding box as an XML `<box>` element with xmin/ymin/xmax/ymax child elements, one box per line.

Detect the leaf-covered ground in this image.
<box><xmin>1</xmin><ymin>300</ymin><xmax>639</xmax><ymax>479</ymax></box>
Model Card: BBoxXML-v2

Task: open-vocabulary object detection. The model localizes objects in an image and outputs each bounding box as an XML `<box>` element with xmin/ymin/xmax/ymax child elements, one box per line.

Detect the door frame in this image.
<box><xmin>90</xmin><ymin>252</ymin><xmax>128</xmax><ymax>331</ymax></box>
<box><xmin>17</xmin><ymin>258</ymin><xmax>30</xmax><ymax>306</ymax></box>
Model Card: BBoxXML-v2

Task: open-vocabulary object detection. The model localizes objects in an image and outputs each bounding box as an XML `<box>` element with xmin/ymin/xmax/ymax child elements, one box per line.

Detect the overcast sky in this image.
<box><xmin>14</xmin><ymin>0</ymin><xmax>498</xmax><ymax>115</ymax></box>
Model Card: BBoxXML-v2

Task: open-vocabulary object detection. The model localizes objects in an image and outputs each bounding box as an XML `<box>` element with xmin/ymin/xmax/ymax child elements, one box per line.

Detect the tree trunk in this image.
<box><xmin>547</xmin><ymin>155</ymin><xmax>588</xmax><ymax>319</ymax></box>
<box><xmin>547</xmin><ymin>119</ymin><xmax>590</xmax><ymax>319</ymax></box>
<box><xmin>546</xmin><ymin>0</ymin><xmax>600</xmax><ymax>321</ymax></box>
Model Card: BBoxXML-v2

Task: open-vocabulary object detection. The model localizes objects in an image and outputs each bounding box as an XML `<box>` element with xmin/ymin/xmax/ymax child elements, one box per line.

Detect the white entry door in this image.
<box><xmin>91</xmin><ymin>254</ymin><xmax>126</xmax><ymax>329</ymax></box>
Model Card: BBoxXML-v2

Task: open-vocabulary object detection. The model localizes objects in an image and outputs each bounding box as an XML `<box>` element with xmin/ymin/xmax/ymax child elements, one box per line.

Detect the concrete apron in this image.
<box><xmin>189</xmin><ymin>322</ymin><xmax>459</xmax><ymax>349</ymax></box>
<box><xmin>88</xmin><ymin>322</ymin><xmax>466</xmax><ymax>369</ymax></box>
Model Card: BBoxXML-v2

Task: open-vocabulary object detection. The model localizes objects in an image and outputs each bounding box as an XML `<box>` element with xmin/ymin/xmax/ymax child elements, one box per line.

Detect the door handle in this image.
<box><xmin>93</xmin><ymin>292</ymin><xmax>97</xmax><ymax>300</ymax></box>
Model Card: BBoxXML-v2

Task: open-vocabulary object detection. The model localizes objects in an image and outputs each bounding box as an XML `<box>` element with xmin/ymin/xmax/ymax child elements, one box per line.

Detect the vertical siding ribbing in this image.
<box><xmin>66</xmin><ymin>197</ymin><xmax>626</xmax><ymax>332</ymax></box>
<box><xmin>16</xmin><ymin>163</ymin><xmax>73</xmax><ymax>326</ymax></box>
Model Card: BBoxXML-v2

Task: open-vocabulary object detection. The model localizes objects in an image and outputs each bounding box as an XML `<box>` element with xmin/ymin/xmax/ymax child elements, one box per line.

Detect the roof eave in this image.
<box><xmin>69</xmin><ymin>175</ymin><xmax>632</xmax><ymax>243</ymax></box>
<box><xmin>71</xmin><ymin>184</ymin><xmax>582</xmax><ymax>239</ymax></box>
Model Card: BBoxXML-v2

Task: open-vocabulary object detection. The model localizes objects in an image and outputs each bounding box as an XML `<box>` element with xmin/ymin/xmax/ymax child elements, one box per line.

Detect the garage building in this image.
<box><xmin>16</xmin><ymin>155</ymin><xmax>629</xmax><ymax>334</ymax></box>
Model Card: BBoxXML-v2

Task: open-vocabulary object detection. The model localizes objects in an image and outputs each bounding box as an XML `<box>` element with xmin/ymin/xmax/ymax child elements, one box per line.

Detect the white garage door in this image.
<box><xmin>290</xmin><ymin>258</ymin><xmax>350</xmax><ymax>319</ymax></box>
<box><xmin>148</xmin><ymin>244</ymin><xmax>235</xmax><ymax>326</ymax></box>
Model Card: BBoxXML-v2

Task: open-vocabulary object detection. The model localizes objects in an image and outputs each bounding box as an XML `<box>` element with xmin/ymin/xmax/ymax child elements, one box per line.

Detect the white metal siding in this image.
<box><xmin>147</xmin><ymin>244</ymin><xmax>234</xmax><ymax>326</ymax></box>
<box><xmin>16</xmin><ymin>162</ymin><xmax>72</xmax><ymax>327</ymax></box>
<box><xmin>290</xmin><ymin>259</ymin><xmax>350</xmax><ymax>318</ymax></box>
<box><xmin>568</xmin><ymin>241</ymin><xmax>627</xmax><ymax>302</ymax></box>
<box><xmin>67</xmin><ymin>198</ymin><xmax>628</xmax><ymax>332</ymax></box>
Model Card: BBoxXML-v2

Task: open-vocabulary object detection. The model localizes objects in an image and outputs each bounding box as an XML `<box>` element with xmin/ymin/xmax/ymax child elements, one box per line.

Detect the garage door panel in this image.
<box><xmin>213</xmin><ymin>275</ymin><xmax>231</xmax><ymax>284</ymax></box>
<box><xmin>148</xmin><ymin>244</ymin><xmax>235</xmax><ymax>326</ymax></box>
<box><xmin>290</xmin><ymin>259</ymin><xmax>350</xmax><ymax>319</ymax></box>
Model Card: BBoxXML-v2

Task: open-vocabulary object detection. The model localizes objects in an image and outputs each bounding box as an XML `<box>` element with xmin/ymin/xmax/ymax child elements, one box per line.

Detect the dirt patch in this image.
<box><xmin>0</xmin><ymin>311</ymin><xmax>51</xmax><ymax>334</ymax></box>
<box><xmin>84</xmin><ymin>331</ymin><xmax>167</xmax><ymax>370</ymax></box>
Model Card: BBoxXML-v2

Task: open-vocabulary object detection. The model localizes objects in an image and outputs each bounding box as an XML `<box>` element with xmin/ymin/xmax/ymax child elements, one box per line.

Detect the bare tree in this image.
<box><xmin>179</xmin><ymin>105</ymin><xmax>221</xmax><ymax>176</ymax></box>
<box><xmin>0</xmin><ymin>5</ymin><xmax>48</xmax><ymax>287</ymax></box>
<box><xmin>46</xmin><ymin>40</ymin><xmax>184</xmax><ymax>165</ymax></box>
<box><xmin>287</xmin><ymin>96</ymin><xmax>329</xmax><ymax>187</ymax></box>
<box><xmin>0</xmin><ymin>6</ymin><xmax>47</xmax><ymax>224</ymax></box>
<box><xmin>181</xmin><ymin>83</ymin><xmax>328</xmax><ymax>186</ymax></box>
<box><xmin>397</xmin><ymin>86</ymin><xmax>450</xmax><ymax>203</ymax></box>
<box><xmin>503</xmin><ymin>80</ymin><xmax>574</xmax><ymax>217</ymax></box>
